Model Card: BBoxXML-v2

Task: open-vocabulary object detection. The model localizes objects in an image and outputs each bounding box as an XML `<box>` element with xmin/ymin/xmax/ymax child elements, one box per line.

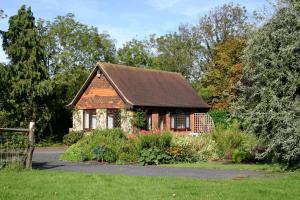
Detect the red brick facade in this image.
<box><xmin>75</xmin><ymin>73</ymin><xmax>125</xmax><ymax>109</ymax></box>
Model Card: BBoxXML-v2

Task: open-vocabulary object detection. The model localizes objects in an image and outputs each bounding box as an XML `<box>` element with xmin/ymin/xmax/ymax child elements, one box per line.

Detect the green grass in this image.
<box><xmin>161</xmin><ymin>162</ymin><xmax>284</xmax><ymax>172</ymax></box>
<box><xmin>0</xmin><ymin>170</ymin><xmax>300</xmax><ymax>200</ymax></box>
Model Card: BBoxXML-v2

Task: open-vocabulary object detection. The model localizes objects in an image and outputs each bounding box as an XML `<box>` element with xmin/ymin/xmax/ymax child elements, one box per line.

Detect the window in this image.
<box><xmin>146</xmin><ymin>113</ymin><xmax>152</xmax><ymax>130</ymax></box>
<box><xmin>170</xmin><ymin>112</ymin><xmax>190</xmax><ymax>131</ymax></box>
<box><xmin>83</xmin><ymin>109</ymin><xmax>97</xmax><ymax>131</ymax></box>
<box><xmin>106</xmin><ymin>109</ymin><xmax>121</xmax><ymax>129</ymax></box>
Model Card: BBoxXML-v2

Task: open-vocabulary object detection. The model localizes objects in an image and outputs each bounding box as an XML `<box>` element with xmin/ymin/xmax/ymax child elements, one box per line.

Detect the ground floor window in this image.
<box><xmin>107</xmin><ymin>109</ymin><xmax>121</xmax><ymax>129</ymax></box>
<box><xmin>146</xmin><ymin>112</ymin><xmax>152</xmax><ymax>130</ymax></box>
<box><xmin>83</xmin><ymin>109</ymin><xmax>97</xmax><ymax>131</ymax></box>
<box><xmin>170</xmin><ymin>112</ymin><xmax>190</xmax><ymax>131</ymax></box>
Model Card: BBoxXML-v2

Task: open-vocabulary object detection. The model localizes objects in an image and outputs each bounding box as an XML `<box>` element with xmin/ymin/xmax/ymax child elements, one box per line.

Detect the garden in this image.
<box><xmin>60</xmin><ymin>111</ymin><xmax>261</xmax><ymax>167</ymax></box>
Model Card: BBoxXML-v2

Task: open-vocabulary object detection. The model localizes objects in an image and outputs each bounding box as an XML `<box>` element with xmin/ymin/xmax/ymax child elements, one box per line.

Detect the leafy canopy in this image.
<box><xmin>235</xmin><ymin>1</ymin><xmax>300</xmax><ymax>167</ymax></box>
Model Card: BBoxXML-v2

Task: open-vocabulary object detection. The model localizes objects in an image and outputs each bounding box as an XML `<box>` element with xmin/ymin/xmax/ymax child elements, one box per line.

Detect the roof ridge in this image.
<box><xmin>97</xmin><ymin>61</ymin><xmax>182</xmax><ymax>75</ymax></box>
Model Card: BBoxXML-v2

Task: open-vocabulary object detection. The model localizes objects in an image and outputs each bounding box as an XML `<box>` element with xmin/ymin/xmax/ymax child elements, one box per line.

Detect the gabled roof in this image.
<box><xmin>68</xmin><ymin>62</ymin><xmax>210</xmax><ymax>109</ymax></box>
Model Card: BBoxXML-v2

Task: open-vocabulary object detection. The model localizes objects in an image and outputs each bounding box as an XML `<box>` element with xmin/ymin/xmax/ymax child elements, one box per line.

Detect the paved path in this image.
<box><xmin>32</xmin><ymin>147</ymin><xmax>267</xmax><ymax>179</ymax></box>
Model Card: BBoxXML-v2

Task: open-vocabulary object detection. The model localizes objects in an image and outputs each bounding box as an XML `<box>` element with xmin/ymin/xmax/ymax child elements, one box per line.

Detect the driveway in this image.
<box><xmin>32</xmin><ymin>147</ymin><xmax>267</xmax><ymax>179</ymax></box>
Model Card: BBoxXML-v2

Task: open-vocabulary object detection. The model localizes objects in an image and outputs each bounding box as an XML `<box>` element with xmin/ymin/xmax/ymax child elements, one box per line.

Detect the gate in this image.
<box><xmin>0</xmin><ymin>122</ymin><xmax>35</xmax><ymax>169</ymax></box>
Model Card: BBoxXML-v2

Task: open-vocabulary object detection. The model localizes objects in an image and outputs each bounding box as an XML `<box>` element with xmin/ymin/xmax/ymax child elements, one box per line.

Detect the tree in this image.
<box><xmin>197</xmin><ymin>37</ymin><xmax>246</xmax><ymax>109</ymax></box>
<box><xmin>38</xmin><ymin>13</ymin><xmax>116</xmax><ymax>77</ymax></box>
<box><xmin>150</xmin><ymin>25</ymin><xmax>204</xmax><ymax>80</ymax></box>
<box><xmin>197</xmin><ymin>3</ymin><xmax>251</xmax><ymax>61</ymax></box>
<box><xmin>235</xmin><ymin>1</ymin><xmax>300</xmax><ymax>167</ymax></box>
<box><xmin>117</xmin><ymin>38</ymin><xmax>153</xmax><ymax>67</ymax></box>
<box><xmin>2</xmin><ymin>5</ymin><xmax>51</xmax><ymax>133</ymax></box>
<box><xmin>36</xmin><ymin>14</ymin><xmax>117</xmax><ymax>139</ymax></box>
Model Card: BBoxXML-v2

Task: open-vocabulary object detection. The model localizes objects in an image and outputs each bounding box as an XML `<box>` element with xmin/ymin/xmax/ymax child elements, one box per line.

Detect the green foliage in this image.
<box><xmin>131</xmin><ymin>109</ymin><xmax>146</xmax><ymax>130</ymax></box>
<box><xmin>1</xmin><ymin>5</ymin><xmax>52</xmax><ymax>135</ymax></box>
<box><xmin>60</xmin><ymin>129</ymin><xmax>137</xmax><ymax>163</ymax></box>
<box><xmin>92</xmin><ymin>145</ymin><xmax>106</xmax><ymax>162</ymax></box>
<box><xmin>63</xmin><ymin>131</ymin><xmax>84</xmax><ymax>146</ymax></box>
<box><xmin>235</xmin><ymin>1</ymin><xmax>300</xmax><ymax>167</ymax></box>
<box><xmin>199</xmin><ymin>37</ymin><xmax>246</xmax><ymax>109</ymax></box>
<box><xmin>138</xmin><ymin>147</ymin><xmax>171</xmax><ymax>165</ymax></box>
<box><xmin>118</xmin><ymin>39</ymin><xmax>153</xmax><ymax>67</ymax></box>
<box><xmin>136</xmin><ymin>131</ymin><xmax>172</xmax><ymax>151</ymax></box>
<box><xmin>212</xmin><ymin>123</ymin><xmax>257</xmax><ymax>162</ymax></box>
<box><xmin>150</xmin><ymin>25</ymin><xmax>203</xmax><ymax>80</ymax></box>
<box><xmin>209</xmin><ymin>109</ymin><xmax>232</xmax><ymax>127</ymax></box>
<box><xmin>171</xmin><ymin>135</ymin><xmax>220</xmax><ymax>162</ymax></box>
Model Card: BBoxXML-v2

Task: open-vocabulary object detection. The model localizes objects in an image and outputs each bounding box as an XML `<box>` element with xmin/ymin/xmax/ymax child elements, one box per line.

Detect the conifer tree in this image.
<box><xmin>2</xmin><ymin>5</ymin><xmax>51</xmax><ymax>130</ymax></box>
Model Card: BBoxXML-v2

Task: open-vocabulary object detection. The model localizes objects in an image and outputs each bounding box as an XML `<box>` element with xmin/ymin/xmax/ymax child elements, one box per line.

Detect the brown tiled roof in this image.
<box><xmin>68</xmin><ymin>62</ymin><xmax>210</xmax><ymax>109</ymax></box>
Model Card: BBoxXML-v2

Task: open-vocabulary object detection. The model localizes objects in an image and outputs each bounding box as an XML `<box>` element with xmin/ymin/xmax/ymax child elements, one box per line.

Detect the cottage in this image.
<box><xmin>67</xmin><ymin>62</ymin><xmax>213</xmax><ymax>133</ymax></box>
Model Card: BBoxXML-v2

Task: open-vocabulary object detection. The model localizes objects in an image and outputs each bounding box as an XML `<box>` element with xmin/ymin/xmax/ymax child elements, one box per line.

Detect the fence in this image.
<box><xmin>194</xmin><ymin>113</ymin><xmax>215</xmax><ymax>133</ymax></box>
<box><xmin>0</xmin><ymin>122</ymin><xmax>35</xmax><ymax>169</ymax></box>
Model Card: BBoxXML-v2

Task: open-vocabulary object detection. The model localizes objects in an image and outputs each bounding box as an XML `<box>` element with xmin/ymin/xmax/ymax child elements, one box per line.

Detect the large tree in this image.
<box><xmin>196</xmin><ymin>37</ymin><xmax>246</xmax><ymax>109</ymax></box>
<box><xmin>150</xmin><ymin>25</ymin><xmax>203</xmax><ymax>80</ymax></box>
<box><xmin>37</xmin><ymin>14</ymin><xmax>117</xmax><ymax>139</ymax></box>
<box><xmin>38</xmin><ymin>13</ymin><xmax>116</xmax><ymax>77</ymax></box>
<box><xmin>117</xmin><ymin>38</ymin><xmax>153</xmax><ymax>67</ymax></box>
<box><xmin>197</xmin><ymin>3</ymin><xmax>251</xmax><ymax>62</ymax></box>
<box><xmin>235</xmin><ymin>1</ymin><xmax>300</xmax><ymax>167</ymax></box>
<box><xmin>2</xmin><ymin>5</ymin><xmax>51</xmax><ymax>132</ymax></box>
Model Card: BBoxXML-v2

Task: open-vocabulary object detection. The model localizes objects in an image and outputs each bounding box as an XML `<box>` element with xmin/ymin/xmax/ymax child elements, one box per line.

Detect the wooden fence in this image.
<box><xmin>0</xmin><ymin>122</ymin><xmax>35</xmax><ymax>168</ymax></box>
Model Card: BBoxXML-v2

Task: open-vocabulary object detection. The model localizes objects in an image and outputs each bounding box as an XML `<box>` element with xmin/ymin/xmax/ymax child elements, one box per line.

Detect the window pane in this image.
<box><xmin>84</xmin><ymin>111</ymin><xmax>89</xmax><ymax>129</ymax></box>
<box><xmin>171</xmin><ymin>116</ymin><xmax>175</xmax><ymax>129</ymax></box>
<box><xmin>186</xmin><ymin>113</ymin><xmax>190</xmax><ymax>128</ymax></box>
<box><xmin>147</xmin><ymin>114</ymin><xmax>152</xmax><ymax>130</ymax></box>
<box><xmin>176</xmin><ymin>114</ymin><xmax>185</xmax><ymax>129</ymax></box>
<box><xmin>107</xmin><ymin>115</ymin><xmax>114</xmax><ymax>129</ymax></box>
<box><xmin>91</xmin><ymin>113</ymin><xmax>97</xmax><ymax>129</ymax></box>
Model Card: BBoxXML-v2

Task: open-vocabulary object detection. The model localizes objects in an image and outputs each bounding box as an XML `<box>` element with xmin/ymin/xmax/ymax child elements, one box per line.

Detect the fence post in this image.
<box><xmin>25</xmin><ymin>122</ymin><xmax>35</xmax><ymax>169</ymax></box>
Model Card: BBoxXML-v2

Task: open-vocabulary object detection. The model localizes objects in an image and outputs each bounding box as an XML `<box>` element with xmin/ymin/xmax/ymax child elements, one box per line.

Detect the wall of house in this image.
<box><xmin>71</xmin><ymin>108</ymin><xmax>134</xmax><ymax>133</ymax></box>
<box><xmin>72</xmin><ymin>109</ymin><xmax>83</xmax><ymax>131</ymax></box>
<box><xmin>96</xmin><ymin>109</ymin><xmax>107</xmax><ymax>129</ymax></box>
<box><xmin>120</xmin><ymin>109</ymin><xmax>134</xmax><ymax>133</ymax></box>
<box><xmin>75</xmin><ymin>73</ymin><xmax>126</xmax><ymax>109</ymax></box>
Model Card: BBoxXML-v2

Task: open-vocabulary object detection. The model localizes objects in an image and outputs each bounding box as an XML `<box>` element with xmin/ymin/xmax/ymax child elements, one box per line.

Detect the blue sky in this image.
<box><xmin>0</xmin><ymin>0</ymin><xmax>269</xmax><ymax>62</ymax></box>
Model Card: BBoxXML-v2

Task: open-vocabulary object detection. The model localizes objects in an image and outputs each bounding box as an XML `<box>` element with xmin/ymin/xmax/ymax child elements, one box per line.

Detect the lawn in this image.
<box><xmin>0</xmin><ymin>170</ymin><xmax>299</xmax><ymax>200</ymax></box>
<box><xmin>161</xmin><ymin>162</ymin><xmax>284</xmax><ymax>172</ymax></box>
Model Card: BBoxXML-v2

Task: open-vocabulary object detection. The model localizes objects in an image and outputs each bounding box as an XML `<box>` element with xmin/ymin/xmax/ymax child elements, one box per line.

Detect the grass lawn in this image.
<box><xmin>161</xmin><ymin>162</ymin><xmax>284</xmax><ymax>172</ymax></box>
<box><xmin>0</xmin><ymin>170</ymin><xmax>300</xmax><ymax>200</ymax></box>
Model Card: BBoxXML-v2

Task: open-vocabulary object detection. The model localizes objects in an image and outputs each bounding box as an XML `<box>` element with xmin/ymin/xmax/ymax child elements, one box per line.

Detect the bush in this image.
<box><xmin>212</xmin><ymin>123</ymin><xmax>257</xmax><ymax>161</ymax></box>
<box><xmin>171</xmin><ymin>134</ymin><xmax>219</xmax><ymax>162</ymax></box>
<box><xmin>209</xmin><ymin>109</ymin><xmax>232</xmax><ymax>127</ymax></box>
<box><xmin>138</xmin><ymin>147</ymin><xmax>171</xmax><ymax>165</ymax></box>
<box><xmin>63</xmin><ymin>131</ymin><xmax>84</xmax><ymax>146</ymax></box>
<box><xmin>136</xmin><ymin>131</ymin><xmax>172</xmax><ymax>151</ymax></box>
<box><xmin>60</xmin><ymin>129</ymin><xmax>137</xmax><ymax>164</ymax></box>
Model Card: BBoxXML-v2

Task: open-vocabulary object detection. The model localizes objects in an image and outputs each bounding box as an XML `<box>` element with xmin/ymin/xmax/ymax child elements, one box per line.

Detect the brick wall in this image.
<box><xmin>75</xmin><ymin>73</ymin><xmax>125</xmax><ymax>109</ymax></box>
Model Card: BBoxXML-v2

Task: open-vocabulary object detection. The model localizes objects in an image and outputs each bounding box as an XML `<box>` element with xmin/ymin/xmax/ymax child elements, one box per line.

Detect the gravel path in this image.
<box><xmin>32</xmin><ymin>147</ymin><xmax>267</xmax><ymax>179</ymax></box>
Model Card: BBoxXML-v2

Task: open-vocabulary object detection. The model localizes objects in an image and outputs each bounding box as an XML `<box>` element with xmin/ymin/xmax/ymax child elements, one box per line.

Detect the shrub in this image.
<box><xmin>212</xmin><ymin>123</ymin><xmax>257</xmax><ymax>161</ymax></box>
<box><xmin>209</xmin><ymin>109</ymin><xmax>232</xmax><ymax>127</ymax></box>
<box><xmin>171</xmin><ymin>134</ymin><xmax>219</xmax><ymax>162</ymax></box>
<box><xmin>136</xmin><ymin>131</ymin><xmax>172</xmax><ymax>151</ymax></box>
<box><xmin>63</xmin><ymin>131</ymin><xmax>84</xmax><ymax>146</ymax></box>
<box><xmin>131</xmin><ymin>109</ymin><xmax>146</xmax><ymax>130</ymax></box>
<box><xmin>138</xmin><ymin>147</ymin><xmax>171</xmax><ymax>165</ymax></box>
<box><xmin>92</xmin><ymin>145</ymin><xmax>106</xmax><ymax>162</ymax></box>
<box><xmin>233</xmin><ymin>149</ymin><xmax>248</xmax><ymax>163</ymax></box>
<box><xmin>61</xmin><ymin>129</ymin><xmax>137</xmax><ymax>164</ymax></box>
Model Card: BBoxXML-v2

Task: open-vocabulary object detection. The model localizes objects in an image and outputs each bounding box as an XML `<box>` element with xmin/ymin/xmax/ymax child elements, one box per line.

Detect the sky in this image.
<box><xmin>0</xmin><ymin>0</ymin><xmax>269</xmax><ymax>63</ymax></box>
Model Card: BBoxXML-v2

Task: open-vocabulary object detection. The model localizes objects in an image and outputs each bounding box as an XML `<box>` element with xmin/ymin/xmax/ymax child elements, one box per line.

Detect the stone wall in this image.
<box><xmin>72</xmin><ymin>109</ymin><xmax>83</xmax><ymax>131</ymax></box>
<box><xmin>96</xmin><ymin>109</ymin><xmax>107</xmax><ymax>129</ymax></box>
<box><xmin>120</xmin><ymin>109</ymin><xmax>134</xmax><ymax>133</ymax></box>
<box><xmin>71</xmin><ymin>108</ymin><xmax>134</xmax><ymax>133</ymax></box>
